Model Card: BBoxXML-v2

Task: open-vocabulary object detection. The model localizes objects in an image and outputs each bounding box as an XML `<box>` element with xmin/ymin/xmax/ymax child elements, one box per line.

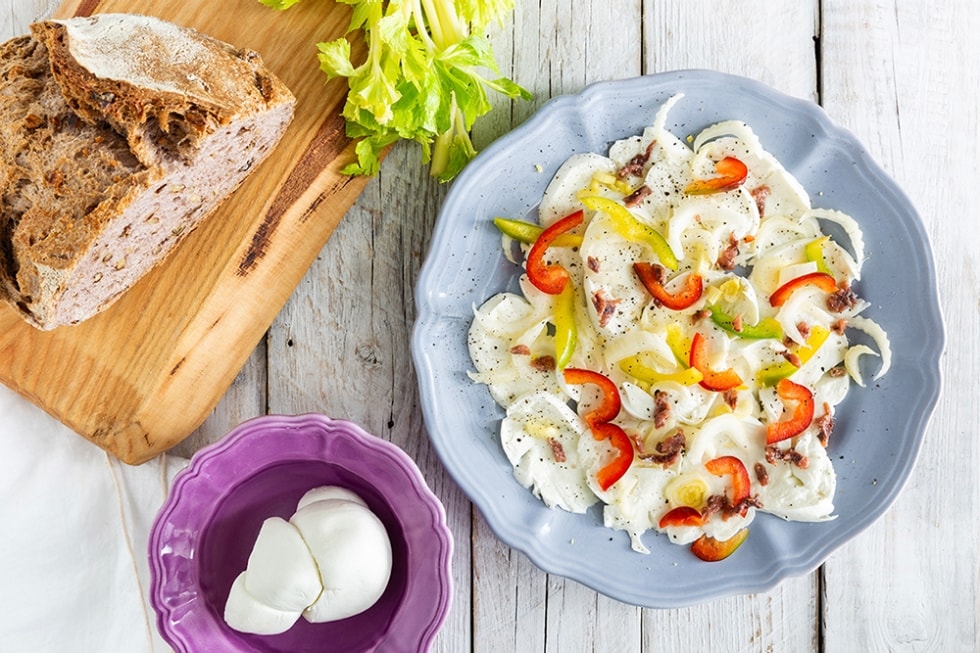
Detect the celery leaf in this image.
<box><xmin>260</xmin><ymin>0</ymin><xmax>530</xmax><ymax>180</ymax></box>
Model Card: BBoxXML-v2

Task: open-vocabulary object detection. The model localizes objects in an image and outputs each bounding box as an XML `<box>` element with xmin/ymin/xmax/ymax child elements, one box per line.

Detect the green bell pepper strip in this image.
<box><xmin>553</xmin><ymin>284</ymin><xmax>577</xmax><ymax>369</ymax></box>
<box><xmin>757</xmin><ymin>325</ymin><xmax>831</xmax><ymax>386</ymax></box>
<box><xmin>493</xmin><ymin>217</ymin><xmax>583</xmax><ymax>248</ymax></box>
<box><xmin>708</xmin><ymin>304</ymin><xmax>784</xmax><ymax>340</ymax></box>
<box><xmin>618</xmin><ymin>354</ymin><xmax>703</xmax><ymax>386</ymax></box>
<box><xmin>578</xmin><ymin>195</ymin><xmax>678</xmax><ymax>270</ymax></box>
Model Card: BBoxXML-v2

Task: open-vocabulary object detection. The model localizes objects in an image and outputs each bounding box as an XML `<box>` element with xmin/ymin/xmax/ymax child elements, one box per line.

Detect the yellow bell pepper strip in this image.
<box><xmin>704</xmin><ymin>455</ymin><xmax>752</xmax><ymax>513</ymax></box>
<box><xmin>684</xmin><ymin>157</ymin><xmax>748</xmax><ymax>195</ymax></box>
<box><xmin>578</xmin><ymin>195</ymin><xmax>678</xmax><ymax>270</ymax></box>
<box><xmin>493</xmin><ymin>217</ymin><xmax>584</xmax><ymax>248</ymax></box>
<box><xmin>553</xmin><ymin>284</ymin><xmax>577</xmax><ymax>369</ymax></box>
<box><xmin>690</xmin><ymin>528</ymin><xmax>749</xmax><ymax>562</ymax></box>
<box><xmin>665</xmin><ymin>324</ymin><xmax>692</xmax><ymax>366</ymax></box>
<box><xmin>708</xmin><ymin>304</ymin><xmax>784</xmax><ymax>340</ymax></box>
<box><xmin>765</xmin><ymin>378</ymin><xmax>815</xmax><ymax>444</ymax></box>
<box><xmin>585</xmin><ymin>171</ymin><xmax>632</xmax><ymax>196</ymax></box>
<box><xmin>526</xmin><ymin>210</ymin><xmax>584</xmax><ymax>294</ymax></box>
<box><xmin>633</xmin><ymin>262</ymin><xmax>704</xmax><ymax>310</ymax></box>
<box><xmin>618</xmin><ymin>355</ymin><xmax>703</xmax><ymax>386</ymax></box>
<box><xmin>805</xmin><ymin>235</ymin><xmax>833</xmax><ymax>275</ymax></box>
<box><xmin>591</xmin><ymin>421</ymin><xmax>635</xmax><ymax>491</ymax></box>
<box><xmin>562</xmin><ymin>367</ymin><xmax>621</xmax><ymax>427</ymax></box>
<box><xmin>757</xmin><ymin>325</ymin><xmax>830</xmax><ymax>386</ymax></box>
<box><xmin>769</xmin><ymin>271</ymin><xmax>838</xmax><ymax>307</ymax></box>
<box><xmin>658</xmin><ymin>505</ymin><xmax>704</xmax><ymax>529</ymax></box>
<box><xmin>689</xmin><ymin>332</ymin><xmax>743</xmax><ymax>392</ymax></box>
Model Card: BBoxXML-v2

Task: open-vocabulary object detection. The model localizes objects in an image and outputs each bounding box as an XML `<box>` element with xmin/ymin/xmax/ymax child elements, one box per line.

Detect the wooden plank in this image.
<box><xmin>637</xmin><ymin>6</ymin><xmax>822</xmax><ymax>651</ymax></box>
<box><xmin>467</xmin><ymin>2</ymin><xmax>648</xmax><ymax>651</ymax></box>
<box><xmin>265</xmin><ymin>136</ymin><xmax>474</xmax><ymax>652</ymax></box>
<box><xmin>5</xmin><ymin>1</ymin><xmax>979</xmax><ymax>651</ymax></box>
<box><xmin>3</xmin><ymin>0</ymin><xmax>58</xmax><ymax>32</ymax></box>
<box><xmin>820</xmin><ymin>2</ymin><xmax>978</xmax><ymax>649</ymax></box>
<box><xmin>169</xmin><ymin>345</ymin><xmax>266</xmax><ymax>458</ymax></box>
<box><xmin>470</xmin><ymin>1</ymin><xmax>824</xmax><ymax>651</ymax></box>
<box><xmin>0</xmin><ymin>0</ymin><xmax>370</xmax><ymax>463</ymax></box>
<box><xmin>178</xmin><ymin>0</ymin><xmax>827</xmax><ymax>650</ymax></box>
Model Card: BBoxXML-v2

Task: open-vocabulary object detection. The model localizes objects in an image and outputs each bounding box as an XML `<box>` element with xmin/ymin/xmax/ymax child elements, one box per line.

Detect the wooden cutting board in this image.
<box><xmin>0</xmin><ymin>0</ymin><xmax>371</xmax><ymax>463</ymax></box>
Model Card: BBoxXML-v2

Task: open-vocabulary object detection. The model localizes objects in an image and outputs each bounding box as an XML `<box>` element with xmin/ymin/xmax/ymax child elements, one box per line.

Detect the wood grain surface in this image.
<box><xmin>0</xmin><ymin>0</ymin><xmax>369</xmax><ymax>463</ymax></box>
<box><xmin>3</xmin><ymin>0</ymin><xmax>977</xmax><ymax>651</ymax></box>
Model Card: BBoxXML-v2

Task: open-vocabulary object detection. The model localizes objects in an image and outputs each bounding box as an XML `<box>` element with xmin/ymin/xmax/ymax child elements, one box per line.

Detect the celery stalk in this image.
<box><xmin>261</xmin><ymin>0</ymin><xmax>532</xmax><ymax>180</ymax></box>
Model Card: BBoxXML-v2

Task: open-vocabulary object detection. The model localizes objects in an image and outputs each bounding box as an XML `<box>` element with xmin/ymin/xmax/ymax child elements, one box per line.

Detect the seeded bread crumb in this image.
<box><xmin>0</xmin><ymin>14</ymin><xmax>295</xmax><ymax>329</ymax></box>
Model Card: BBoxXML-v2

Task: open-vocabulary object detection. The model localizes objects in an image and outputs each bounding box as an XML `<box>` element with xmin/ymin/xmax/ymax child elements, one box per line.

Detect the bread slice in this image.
<box><xmin>0</xmin><ymin>14</ymin><xmax>295</xmax><ymax>330</ymax></box>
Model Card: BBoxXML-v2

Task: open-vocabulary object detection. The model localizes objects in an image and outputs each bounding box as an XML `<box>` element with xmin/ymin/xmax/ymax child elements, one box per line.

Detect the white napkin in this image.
<box><xmin>0</xmin><ymin>385</ymin><xmax>187</xmax><ymax>652</ymax></box>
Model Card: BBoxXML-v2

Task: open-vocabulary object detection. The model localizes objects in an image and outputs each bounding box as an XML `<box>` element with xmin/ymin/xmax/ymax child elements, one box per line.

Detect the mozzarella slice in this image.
<box><xmin>468</xmin><ymin>293</ymin><xmax>559</xmax><ymax>407</ymax></box>
<box><xmin>539</xmin><ymin>152</ymin><xmax>616</xmax><ymax>225</ymax></box>
<box><xmin>242</xmin><ymin>517</ymin><xmax>323</xmax><ymax>613</ymax></box>
<box><xmin>224</xmin><ymin>571</ymin><xmax>304</xmax><ymax>636</ymax></box>
<box><xmin>296</xmin><ymin>486</ymin><xmax>368</xmax><ymax>512</ymax></box>
<box><xmin>580</xmin><ymin>212</ymin><xmax>649</xmax><ymax>336</ymax></box>
<box><xmin>224</xmin><ymin>487</ymin><xmax>393</xmax><ymax>635</ymax></box>
<box><xmin>290</xmin><ymin>499</ymin><xmax>393</xmax><ymax>623</ymax></box>
<box><xmin>501</xmin><ymin>391</ymin><xmax>598</xmax><ymax>513</ymax></box>
<box><xmin>599</xmin><ymin>466</ymin><xmax>674</xmax><ymax>553</ymax></box>
<box><xmin>758</xmin><ymin>432</ymin><xmax>837</xmax><ymax>521</ymax></box>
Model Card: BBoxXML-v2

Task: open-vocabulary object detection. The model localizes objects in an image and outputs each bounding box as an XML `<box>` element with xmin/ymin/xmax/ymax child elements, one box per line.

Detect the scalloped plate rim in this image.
<box><xmin>412</xmin><ymin>70</ymin><xmax>943</xmax><ymax>608</ymax></box>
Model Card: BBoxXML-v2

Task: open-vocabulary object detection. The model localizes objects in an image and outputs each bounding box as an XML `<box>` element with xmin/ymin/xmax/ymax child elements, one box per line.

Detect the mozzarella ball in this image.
<box><xmin>290</xmin><ymin>498</ymin><xmax>393</xmax><ymax>623</ymax></box>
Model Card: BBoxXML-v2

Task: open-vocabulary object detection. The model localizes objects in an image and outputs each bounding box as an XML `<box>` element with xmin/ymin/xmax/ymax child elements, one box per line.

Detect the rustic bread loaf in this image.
<box><xmin>0</xmin><ymin>14</ymin><xmax>295</xmax><ymax>330</ymax></box>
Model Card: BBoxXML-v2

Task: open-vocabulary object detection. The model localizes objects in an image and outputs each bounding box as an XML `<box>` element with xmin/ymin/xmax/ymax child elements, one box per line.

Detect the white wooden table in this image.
<box><xmin>4</xmin><ymin>1</ymin><xmax>977</xmax><ymax>651</ymax></box>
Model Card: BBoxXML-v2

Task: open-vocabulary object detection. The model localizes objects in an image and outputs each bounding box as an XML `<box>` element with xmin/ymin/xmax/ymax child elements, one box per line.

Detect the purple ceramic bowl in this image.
<box><xmin>148</xmin><ymin>414</ymin><xmax>453</xmax><ymax>653</ymax></box>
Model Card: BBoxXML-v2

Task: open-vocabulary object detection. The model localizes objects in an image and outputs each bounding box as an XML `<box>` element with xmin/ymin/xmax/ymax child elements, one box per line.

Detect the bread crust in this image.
<box><xmin>0</xmin><ymin>14</ymin><xmax>295</xmax><ymax>329</ymax></box>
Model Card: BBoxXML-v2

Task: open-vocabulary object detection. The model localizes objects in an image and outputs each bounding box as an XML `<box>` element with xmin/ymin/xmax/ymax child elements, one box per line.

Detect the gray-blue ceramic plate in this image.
<box><xmin>411</xmin><ymin>70</ymin><xmax>943</xmax><ymax>608</ymax></box>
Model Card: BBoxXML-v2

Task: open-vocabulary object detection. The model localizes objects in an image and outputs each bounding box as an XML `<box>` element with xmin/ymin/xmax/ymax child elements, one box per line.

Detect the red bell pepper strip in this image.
<box><xmin>633</xmin><ymin>262</ymin><xmax>704</xmax><ymax>310</ymax></box>
<box><xmin>591</xmin><ymin>421</ymin><xmax>634</xmax><ymax>491</ymax></box>
<box><xmin>769</xmin><ymin>271</ymin><xmax>838</xmax><ymax>307</ymax></box>
<box><xmin>562</xmin><ymin>367</ymin><xmax>621</xmax><ymax>426</ymax></box>
<box><xmin>689</xmin><ymin>332</ymin><xmax>743</xmax><ymax>392</ymax></box>
<box><xmin>658</xmin><ymin>505</ymin><xmax>704</xmax><ymax>529</ymax></box>
<box><xmin>690</xmin><ymin>529</ymin><xmax>750</xmax><ymax>562</ymax></box>
<box><xmin>684</xmin><ymin>157</ymin><xmax>748</xmax><ymax>195</ymax></box>
<box><xmin>562</xmin><ymin>368</ymin><xmax>633</xmax><ymax>489</ymax></box>
<box><xmin>704</xmin><ymin>455</ymin><xmax>751</xmax><ymax>509</ymax></box>
<box><xmin>526</xmin><ymin>210</ymin><xmax>584</xmax><ymax>294</ymax></box>
<box><xmin>765</xmin><ymin>378</ymin><xmax>815</xmax><ymax>444</ymax></box>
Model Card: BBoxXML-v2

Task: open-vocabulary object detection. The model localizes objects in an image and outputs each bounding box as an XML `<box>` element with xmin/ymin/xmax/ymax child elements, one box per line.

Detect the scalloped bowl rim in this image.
<box><xmin>148</xmin><ymin>413</ymin><xmax>453</xmax><ymax>651</ymax></box>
